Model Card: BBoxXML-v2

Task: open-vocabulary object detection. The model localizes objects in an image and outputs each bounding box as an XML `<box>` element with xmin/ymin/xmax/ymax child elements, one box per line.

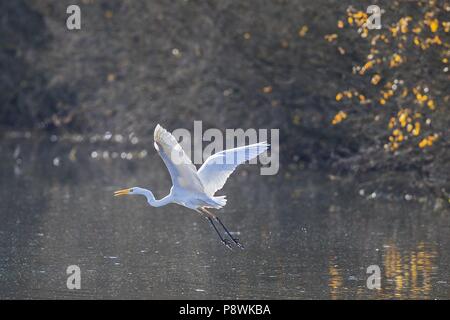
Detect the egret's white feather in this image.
<box><xmin>197</xmin><ymin>142</ymin><xmax>269</xmax><ymax>196</ymax></box>
<box><xmin>153</xmin><ymin>124</ymin><xmax>204</xmax><ymax>193</ymax></box>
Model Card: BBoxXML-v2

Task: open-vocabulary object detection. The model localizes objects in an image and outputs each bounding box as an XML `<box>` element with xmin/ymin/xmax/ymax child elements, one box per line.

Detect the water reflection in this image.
<box><xmin>327</xmin><ymin>241</ymin><xmax>441</xmax><ymax>300</ymax></box>
<box><xmin>383</xmin><ymin>242</ymin><xmax>437</xmax><ymax>299</ymax></box>
<box><xmin>328</xmin><ymin>258</ymin><xmax>343</xmax><ymax>300</ymax></box>
<box><xmin>0</xmin><ymin>136</ymin><xmax>449</xmax><ymax>299</ymax></box>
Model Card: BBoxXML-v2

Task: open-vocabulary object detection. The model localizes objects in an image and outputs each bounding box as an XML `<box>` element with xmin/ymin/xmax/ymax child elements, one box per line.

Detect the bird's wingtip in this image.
<box><xmin>154</xmin><ymin>124</ymin><xmax>166</xmax><ymax>141</ymax></box>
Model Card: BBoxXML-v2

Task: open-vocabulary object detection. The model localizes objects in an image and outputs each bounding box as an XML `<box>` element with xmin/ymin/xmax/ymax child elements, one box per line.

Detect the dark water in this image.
<box><xmin>0</xmin><ymin>135</ymin><xmax>449</xmax><ymax>299</ymax></box>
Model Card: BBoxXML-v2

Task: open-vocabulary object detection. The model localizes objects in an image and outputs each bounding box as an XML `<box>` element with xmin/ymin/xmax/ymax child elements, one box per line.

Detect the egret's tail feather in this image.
<box><xmin>213</xmin><ymin>196</ymin><xmax>227</xmax><ymax>208</ymax></box>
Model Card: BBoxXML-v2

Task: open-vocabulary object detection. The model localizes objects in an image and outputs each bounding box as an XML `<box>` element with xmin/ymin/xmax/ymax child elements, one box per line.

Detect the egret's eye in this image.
<box><xmin>130</xmin><ymin>188</ymin><xmax>134</xmax><ymax>192</ymax></box>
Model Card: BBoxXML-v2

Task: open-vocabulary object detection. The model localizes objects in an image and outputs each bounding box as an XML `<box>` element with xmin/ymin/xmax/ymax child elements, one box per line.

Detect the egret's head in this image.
<box><xmin>114</xmin><ymin>187</ymin><xmax>143</xmax><ymax>197</ymax></box>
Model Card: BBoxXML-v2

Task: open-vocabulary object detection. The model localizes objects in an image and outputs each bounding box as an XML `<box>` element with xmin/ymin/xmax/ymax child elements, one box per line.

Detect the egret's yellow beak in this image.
<box><xmin>114</xmin><ymin>188</ymin><xmax>131</xmax><ymax>197</ymax></box>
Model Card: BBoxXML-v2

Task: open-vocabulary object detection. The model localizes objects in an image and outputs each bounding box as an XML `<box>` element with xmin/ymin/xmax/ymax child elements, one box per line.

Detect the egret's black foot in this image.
<box><xmin>222</xmin><ymin>239</ymin><xmax>233</xmax><ymax>250</ymax></box>
<box><xmin>232</xmin><ymin>238</ymin><xmax>245</xmax><ymax>250</ymax></box>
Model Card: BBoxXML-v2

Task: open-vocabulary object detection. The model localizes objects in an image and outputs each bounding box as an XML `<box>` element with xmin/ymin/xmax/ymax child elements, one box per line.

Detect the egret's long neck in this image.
<box><xmin>141</xmin><ymin>189</ymin><xmax>172</xmax><ymax>207</ymax></box>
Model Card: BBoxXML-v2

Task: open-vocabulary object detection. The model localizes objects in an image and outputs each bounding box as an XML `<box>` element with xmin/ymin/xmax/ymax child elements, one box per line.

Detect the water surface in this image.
<box><xmin>0</xmin><ymin>135</ymin><xmax>449</xmax><ymax>299</ymax></box>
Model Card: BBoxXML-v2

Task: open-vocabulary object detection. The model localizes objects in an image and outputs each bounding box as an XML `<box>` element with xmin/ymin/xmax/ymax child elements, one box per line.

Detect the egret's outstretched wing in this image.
<box><xmin>154</xmin><ymin>124</ymin><xmax>204</xmax><ymax>193</ymax></box>
<box><xmin>197</xmin><ymin>142</ymin><xmax>269</xmax><ymax>196</ymax></box>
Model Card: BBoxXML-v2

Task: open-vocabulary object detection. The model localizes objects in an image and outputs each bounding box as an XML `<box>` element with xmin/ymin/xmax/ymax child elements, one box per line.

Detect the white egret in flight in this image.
<box><xmin>114</xmin><ymin>124</ymin><xmax>269</xmax><ymax>249</ymax></box>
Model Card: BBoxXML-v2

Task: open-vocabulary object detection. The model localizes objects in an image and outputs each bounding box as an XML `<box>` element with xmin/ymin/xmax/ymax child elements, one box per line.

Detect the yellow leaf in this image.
<box><xmin>407</xmin><ymin>124</ymin><xmax>413</xmax><ymax>132</ymax></box>
<box><xmin>332</xmin><ymin>111</ymin><xmax>347</xmax><ymax>125</ymax></box>
<box><xmin>371</xmin><ymin>74</ymin><xmax>381</xmax><ymax>85</ymax></box>
<box><xmin>298</xmin><ymin>25</ymin><xmax>308</xmax><ymax>37</ymax></box>
<box><xmin>419</xmin><ymin>139</ymin><xmax>428</xmax><ymax>148</ymax></box>
<box><xmin>413</xmin><ymin>122</ymin><xmax>420</xmax><ymax>136</ymax></box>
<box><xmin>430</xmin><ymin>19</ymin><xmax>439</xmax><ymax>32</ymax></box>
<box><xmin>324</xmin><ymin>34</ymin><xmax>338</xmax><ymax>42</ymax></box>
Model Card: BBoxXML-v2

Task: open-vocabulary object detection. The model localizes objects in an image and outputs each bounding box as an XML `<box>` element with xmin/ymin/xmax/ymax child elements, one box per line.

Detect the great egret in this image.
<box><xmin>114</xmin><ymin>124</ymin><xmax>269</xmax><ymax>249</ymax></box>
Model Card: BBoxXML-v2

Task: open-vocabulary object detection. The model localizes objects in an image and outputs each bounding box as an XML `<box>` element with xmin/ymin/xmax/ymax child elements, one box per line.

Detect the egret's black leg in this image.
<box><xmin>208</xmin><ymin>217</ymin><xmax>232</xmax><ymax>250</ymax></box>
<box><xmin>215</xmin><ymin>217</ymin><xmax>245</xmax><ymax>249</ymax></box>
